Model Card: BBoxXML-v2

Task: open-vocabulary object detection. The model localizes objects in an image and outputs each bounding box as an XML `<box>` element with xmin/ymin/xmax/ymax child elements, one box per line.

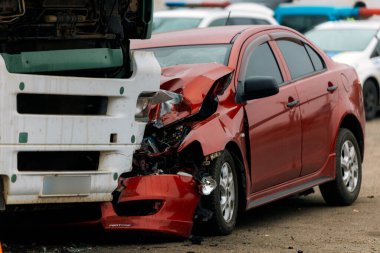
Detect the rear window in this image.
<box><xmin>277</xmin><ymin>40</ymin><xmax>315</xmax><ymax>79</ymax></box>
<box><xmin>209</xmin><ymin>17</ymin><xmax>270</xmax><ymax>27</ymax></box>
<box><xmin>305</xmin><ymin>44</ymin><xmax>324</xmax><ymax>71</ymax></box>
<box><xmin>306</xmin><ymin>28</ymin><xmax>377</xmax><ymax>52</ymax></box>
<box><xmin>139</xmin><ymin>44</ymin><xmax>232</xmax><ymax>68</ymax></box>
<box><xmin>281</xmin><ymin>15</ymin><xmax>329</xmax><ymax>33</ymax></box>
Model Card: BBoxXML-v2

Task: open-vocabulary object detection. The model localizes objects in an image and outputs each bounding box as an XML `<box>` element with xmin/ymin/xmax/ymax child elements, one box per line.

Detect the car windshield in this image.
<box><xmin>281</xmin><ymin>15</ymin><xmax>329</xmax><ymax>33</ymax></box>
<box><xmin>153</xmin><ymin>17</ymin><xmax>202</xmax><ymax>33</ymax></box>
<box><xmin>140</xmin><ymin>44</ymin><xmax>232</xmax><ymax>68</ymax></box>
<box><xmin>306</xmin><ymin>29</ymin><xmax>377</xmax><ymax>52</ymax></box>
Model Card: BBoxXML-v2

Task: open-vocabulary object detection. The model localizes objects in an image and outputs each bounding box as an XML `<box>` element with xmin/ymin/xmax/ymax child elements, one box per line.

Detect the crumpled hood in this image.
<box><xmin>154</xmin><ymin>63</ymin><xmax>233</xmax><ymax>126</ymax></box>
<box><xmin>331</xmin><ymin>51</ymin><xmax>364</xmax><ymax>68</ymax></box>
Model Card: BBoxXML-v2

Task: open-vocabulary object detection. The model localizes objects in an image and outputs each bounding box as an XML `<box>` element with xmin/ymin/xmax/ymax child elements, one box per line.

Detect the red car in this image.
<box><xmin>100</xmin><ymin>26</ymin><xmax>365</xmax><ymax>237</ymax></box>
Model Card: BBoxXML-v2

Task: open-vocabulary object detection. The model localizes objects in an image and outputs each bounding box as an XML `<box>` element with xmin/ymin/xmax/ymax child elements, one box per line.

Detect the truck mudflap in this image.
<box><xmin>100</xmin><ymin>175</ymin><xmax>200</xmax><ymax>237</ymax></box>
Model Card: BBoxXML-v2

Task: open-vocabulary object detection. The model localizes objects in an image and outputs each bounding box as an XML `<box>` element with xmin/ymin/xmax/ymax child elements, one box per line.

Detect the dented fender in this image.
<box><xmin>178</xmin><ymin>106</ymin><xmax>245</xmax><ymax>156</ymax></box>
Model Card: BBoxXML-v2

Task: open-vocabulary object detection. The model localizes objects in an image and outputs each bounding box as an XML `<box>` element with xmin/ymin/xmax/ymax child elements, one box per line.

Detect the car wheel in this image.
<box><xmin>363</xmin><ymin>80</ymin><xmax>378</xmax><ymax>120</ymax></box>
<box><xmin>320</xmin><ymin>128</ymin><xmax>362</xmax><ymax>206</ymax></box>
<box><xmin>204</xmin><ymin>150</ymin><xmax>238</xmax><ymax>235</ymax></box>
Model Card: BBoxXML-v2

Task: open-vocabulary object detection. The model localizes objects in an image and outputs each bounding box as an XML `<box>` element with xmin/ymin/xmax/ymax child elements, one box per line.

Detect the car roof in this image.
<box><xmin>226</xmin><ymin>3</ymin><xmax>274</xmax><ymax>16</ymax></box>
<box><xmin>313</xmin><ymin>20</ymin><xmax>380</xmax><ymax>30</ymax></box>
<box><xmin>131</xmin><ymin>26</ymin><xmax>264</xmax><ymax>49</ymax></box>
<box><xmin>154</xmin><ymin>9</ymin><xmax>273</xmax><ymax>19</ymax></box>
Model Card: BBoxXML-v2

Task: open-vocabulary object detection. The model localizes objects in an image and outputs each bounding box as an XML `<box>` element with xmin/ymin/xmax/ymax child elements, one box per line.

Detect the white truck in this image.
<box><xmin>0</xmin><ymin>0</ymin><xmax>160</xmax><ymax>210</ymax></box>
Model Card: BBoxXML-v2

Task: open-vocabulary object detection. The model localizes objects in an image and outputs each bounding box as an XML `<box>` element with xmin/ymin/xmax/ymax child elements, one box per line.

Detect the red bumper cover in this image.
<box><xmin>100</xmin><ymin>175</ymin><xmax>200</xmax><ymax>237</ymax></box>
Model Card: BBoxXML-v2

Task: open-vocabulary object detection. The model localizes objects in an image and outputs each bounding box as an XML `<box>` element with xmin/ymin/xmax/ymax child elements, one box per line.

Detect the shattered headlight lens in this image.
<box><xmin>135</xmin><ymin>97</ymin><xmax>150</xmax><ymax>120</ymax></box>
<box><xmin>135</xmin><ymin>93</ymin><xmax>155</xmax><ymax>122</ymax></box>
<box><xmin>135</xmin><ymin>90</ymin><xmax>183</xmax><ymax>124</ymax></box>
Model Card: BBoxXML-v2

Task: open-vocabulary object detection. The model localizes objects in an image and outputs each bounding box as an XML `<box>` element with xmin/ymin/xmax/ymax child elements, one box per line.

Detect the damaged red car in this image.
<box><xmin>101</xmin><ymin>25</ymin><xmax>365</xmax><ymax>237</ymax></box>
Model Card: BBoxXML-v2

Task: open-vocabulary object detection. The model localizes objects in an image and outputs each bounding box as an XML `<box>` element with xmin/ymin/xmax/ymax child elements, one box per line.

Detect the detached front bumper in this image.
<box><xmin>100</xmin><ymin>175</ymin><xmax>200</xmax><ymax>238</ymax></box>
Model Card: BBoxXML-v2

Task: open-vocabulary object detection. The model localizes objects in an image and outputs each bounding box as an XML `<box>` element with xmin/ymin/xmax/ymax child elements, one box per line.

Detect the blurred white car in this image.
<box><xmin>153</xmin><ymin>7</ymin><xmax>278</xmax><ymax>34</ymax></box>
<box><xmin>306</xmin><ymin>20</ymin><xmax>380</xmax><ymax>120</ymax></box>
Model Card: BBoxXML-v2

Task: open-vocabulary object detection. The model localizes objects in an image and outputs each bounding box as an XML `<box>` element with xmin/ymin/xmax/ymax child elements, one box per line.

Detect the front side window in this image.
<box><xmin>277</xmin><ymin>40</ymin><xmax>315</xmax><ymax>79</ymax></box>
<box><xmin>245</xmin><ymin>42</ymin><xmax>283</xmax><ymax>85</ymax></box>
<box><xmin>306</xmin><ymin>28</ymin><xmax>377</xmax><ymax>53</ymax></box>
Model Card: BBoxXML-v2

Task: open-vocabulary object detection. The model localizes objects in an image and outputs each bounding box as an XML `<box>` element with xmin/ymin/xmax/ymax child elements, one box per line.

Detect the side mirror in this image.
<box><xmin>243</xmin><ymin>76</ymin><xmax>279</xmax><ymax>101</ymax></box>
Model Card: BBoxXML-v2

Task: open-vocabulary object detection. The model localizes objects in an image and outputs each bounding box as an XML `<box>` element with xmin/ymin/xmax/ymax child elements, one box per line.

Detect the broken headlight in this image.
<box><xmin>135</xmin><ymin>95</ymin><xmax>151</xmax><ymax>122</ymax></box>
<box><xmin>135</xmin><ymin>90</ymin><xmax>183</xmax><ymax>123</ymax></box>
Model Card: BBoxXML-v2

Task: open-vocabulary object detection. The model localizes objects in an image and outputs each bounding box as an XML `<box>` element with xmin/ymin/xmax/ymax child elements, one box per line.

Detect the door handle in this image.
<box><xmin>287</xmin><ymin>100</ymin><xmax>300</xmax><ymax>108</ymax></box>
<box><xmin>327</xmin><ymin>83</ymin><xmax>338</xmax><ymax>92</ymax></box>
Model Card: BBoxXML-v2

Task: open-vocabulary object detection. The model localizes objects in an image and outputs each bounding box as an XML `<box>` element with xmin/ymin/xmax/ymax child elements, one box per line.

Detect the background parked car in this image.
<box><xmin>230</xmin><ymin>0</ymin><xmax>292</xmax><ymax>9</ymax></box>
<box><xmin>306</xmin><ymin>20</ymin><xmax>380</xmax><ymax>120</ymax></box>
<box><xmin>153</xmin><ymin>8</ymin><xmax>278</xmax><ymax>33</ymax></box>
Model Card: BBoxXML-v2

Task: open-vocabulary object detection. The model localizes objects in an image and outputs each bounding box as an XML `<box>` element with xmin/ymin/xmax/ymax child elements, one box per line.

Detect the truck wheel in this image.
<box><xmin>204</xmin><ymin>150</ymin><xmax>238</xmax><ymax>235</ymax></box>
<box><xmin>320</xmin><ymin>128</ymin><xmax>362</xmax><ymax>206</ymax></box>
<box><xmin>363</xmin><ymin>80</ymin><xmax>378</xmax><ymax>120</ymax></box>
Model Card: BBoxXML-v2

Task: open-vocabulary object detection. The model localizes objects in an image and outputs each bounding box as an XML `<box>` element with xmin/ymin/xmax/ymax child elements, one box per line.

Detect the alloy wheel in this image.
<box><xmin>341</xmin><ymin>140</ymin><xmax>359</xmax><ymax>193</ymax></box>
<box><xmin>219</xmin><ymin>162</ymin><xmax>235</xmax><ymax>223</ymax></box>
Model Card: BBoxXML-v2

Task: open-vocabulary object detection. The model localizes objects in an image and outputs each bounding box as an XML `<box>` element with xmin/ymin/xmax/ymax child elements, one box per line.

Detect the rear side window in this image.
<box><xmin>277</xmin><ymin>40</ymin><xmax>314</xmax><ymax>79</ymax></box>
<box><xmin>209</xmin><ymin>17</ymin><xmax>270</xmax><ymax>27</ymax></box>
<box><xmin>305</xmin><ymin>44</ymin><xmax>324</xmax><ymax>71</ymax></box>
<box><xmin>209</xmin><ymin>18</ymin><xmax>227</xmax><ymax>27</ymax></box>
<box><xmin>245</xmin><ymin>42</ymin><xmax>283</xmax><ymax>84</ymax></box>
<box><xmin>229</xmin><ymin>17</ymin><xmax>270</xmax><ymax>25</ymax></box>
<box><xmin>371</xmin><ymin>41</ymin><xmax>380</xmax><ymax>58</ymax></box>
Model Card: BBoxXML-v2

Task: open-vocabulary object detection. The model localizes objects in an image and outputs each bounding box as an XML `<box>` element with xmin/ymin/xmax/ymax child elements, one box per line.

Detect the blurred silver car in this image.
<box><xmin>153</xmin><ymin>5</ymin><xmax>277</xmax><ymax>33</ymax></box>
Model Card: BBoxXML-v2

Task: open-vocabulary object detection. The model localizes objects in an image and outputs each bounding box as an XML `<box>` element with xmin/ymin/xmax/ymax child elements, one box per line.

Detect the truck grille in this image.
<box><xmin>17</xmin><ymin>94</ymin><xmax>108</xmax><ymax>115</ymax></box>
<box><xmin>18</xmin><ymin>151</ymin><xmax>100</xmax><ymax>171</ymax></box>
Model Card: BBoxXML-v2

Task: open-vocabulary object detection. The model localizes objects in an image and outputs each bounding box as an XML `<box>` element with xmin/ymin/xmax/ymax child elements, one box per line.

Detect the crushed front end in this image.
<box><xmin>101</xmin><ymin>175</ymin><xmax>200</xmax><ymax>237</ymax></box>
<box><xmin>101</xmin><ymin>121</ymin><xmax>217</xmax><ymax>237</ymax></box>
<box><xmin>100</xmin><ymin>63</ymin><xmax>233</xmax><ymax>237</ymax></box>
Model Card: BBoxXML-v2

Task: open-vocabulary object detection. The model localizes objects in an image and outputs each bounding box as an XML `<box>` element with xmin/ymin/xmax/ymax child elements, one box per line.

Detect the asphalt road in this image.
<box><xmin>2</xmin><ymin>119</ymin><xmax>380</xmax><ymax>253</ymax></box>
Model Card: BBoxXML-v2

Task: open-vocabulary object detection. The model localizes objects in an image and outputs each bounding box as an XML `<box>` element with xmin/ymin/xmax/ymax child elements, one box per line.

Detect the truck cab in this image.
<box><xmin>0</xmin><ymin>0</ymin><xmax>161</xmax><ymax>209</ymax></box>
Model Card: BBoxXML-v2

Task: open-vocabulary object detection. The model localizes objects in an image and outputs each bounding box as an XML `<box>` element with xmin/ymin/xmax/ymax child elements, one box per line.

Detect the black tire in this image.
<box><xmin>203</xmin><ymin>150</ymin><xmax>239</xmax><ymax>235</ymax></box>
<box><xmin>363</xmin><ymin>80</ymin><xmax>378</xmax><ymax>120</ymax></box>
<box><xmin>320</xmin><ymin>128</ymin><xmax>362</xmax><ymax>206</ymax></box>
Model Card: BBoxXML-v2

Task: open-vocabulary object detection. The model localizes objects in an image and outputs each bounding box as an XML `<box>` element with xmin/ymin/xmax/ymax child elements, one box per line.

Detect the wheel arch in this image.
<box><xmin>339</xmin><ymin>114</ymin><xmax>365</xmax><ymax>161</ymax></box>
<box><xmin>178</xmin><ymin>140</ymin><xmax>204</xmax><ymax>164</ymax></box>
<box><xmin>225</xmin><ymin>141</ymin><xmax>247</xmax><ymax>212</ymax></box>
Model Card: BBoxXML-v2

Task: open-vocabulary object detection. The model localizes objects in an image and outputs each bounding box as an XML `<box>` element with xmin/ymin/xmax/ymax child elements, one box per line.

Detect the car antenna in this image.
<box><xmin>225</xmin><ymin>11</ymin><xmax>232</xmax><ymax>26</ymax></box>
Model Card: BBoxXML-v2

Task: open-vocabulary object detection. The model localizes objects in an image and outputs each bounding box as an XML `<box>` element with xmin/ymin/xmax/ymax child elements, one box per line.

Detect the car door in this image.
<box><xmin>239</xmin><ymin>37</ymin><xmax>302</xmax><ymax>193</ymax></box>
<box><xmin>275</xmin><ymin>37</ymin><xmax>338</xmax><ymax>176</ymax></box>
